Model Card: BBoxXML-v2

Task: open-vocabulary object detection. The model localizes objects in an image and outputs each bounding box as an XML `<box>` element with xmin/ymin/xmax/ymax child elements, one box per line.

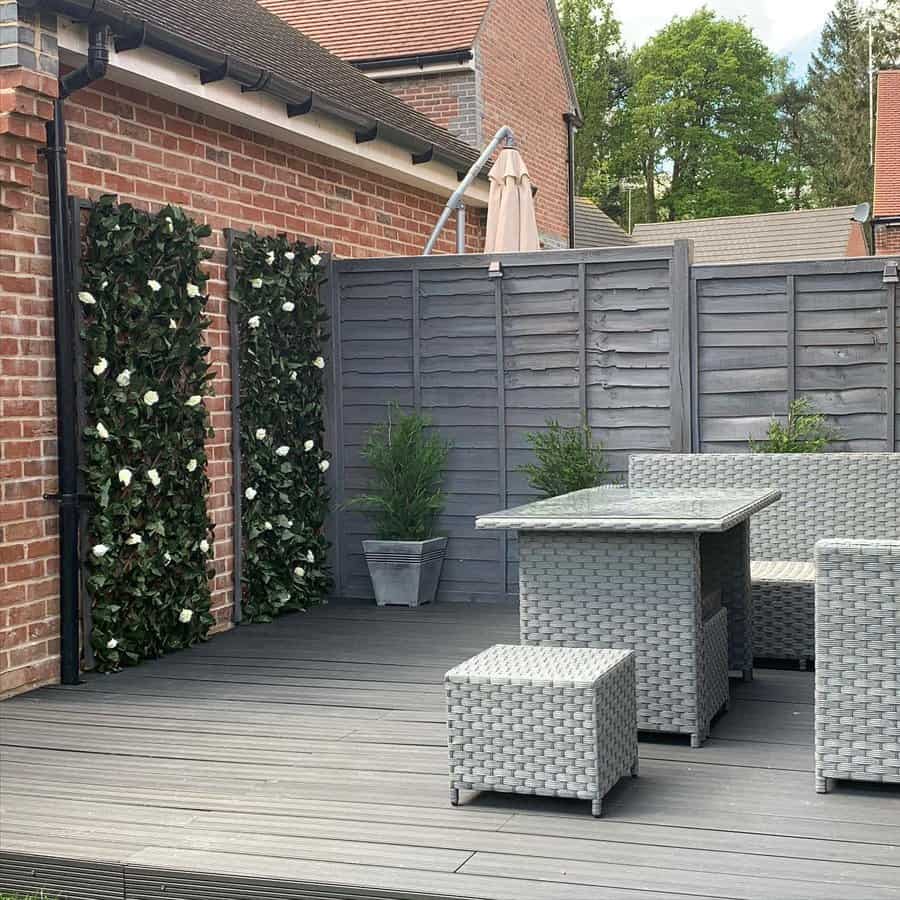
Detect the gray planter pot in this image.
<box><xmin>362</xmin><ymin>537</ymin><xmax>447</xmax><ymax>607</ymax></box>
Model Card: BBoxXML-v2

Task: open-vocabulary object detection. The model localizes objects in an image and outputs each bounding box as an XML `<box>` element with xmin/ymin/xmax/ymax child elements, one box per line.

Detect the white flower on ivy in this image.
<box><xmin>284</xmin><ymin>251</ymin><xmax>296</xmax><ymax>261</ymax></box>
<box><xmin>116</xmin><ymin>369</ymin><xmax>132</xmax><ymax>387</ymax></box>
<box><xmin>281</xmin><ymin>301</ymin><xmax>295</xmax><ymax>312</ymax></box>
<box><xmin>186</xmin><ymin>283</ymin><xmax>200</xmax><ymax>298</ymax></box>
<box><xmin>92</xmin><ymin>543</ymin><xmax>110</xmax><ymax>558</ymax></box>
<box><xmin>265</xmin><ymin>251</ymin><xmax>275</xmax><ymax>265</ymax></box>
<box><xmin>96</xmin><ymin>422</ymin><xmax>110</xmax><ymax>440</ymax></box>
<box><xmin>248</xmin><ymin>315</ymin><xmax>261</xmax><ymax>329</ymax></box>
<box><xmin>147</xmin><ymin>468</ymin><xmax>161</xmax><ymax>487</ymax></box>
<box><xmin>113</xmin><ymin>224</ymin><xmax>121</xmax><ymax>231</ymax></box>
<box><xmin>147</xmin><ymin>279</ymin><xmax>162</xmax><ymax>293</ymax></box>
<box><xmin>245</xmin><ymin>487</ymin><xmax>257</xmax><ymax>500</ymax></box>
<box><xmin>164</xmin><ymin>216</ymin><xmax>174</xmax><ymax>233</ymax></box>
<box><xmin>199</xmin><ymin>539</ymin><xmax>210</xmax><ymax>553</ymax></box>
<box><xmin>251</xmin><ymin>277</ymin><xmax>263</xmax><ymax>289</ymax></box>
<box><xmin>310</xmin><ymin>253</ymin><xmax>322</xmax><ymax>266</ymax></box>
<box><xmin>143</xmin><ymin>390</ymin><xmax>159</xmax><ymax>406</ymax></box>
<box><xmin>101</xmin><ymin>280</ymin><xmax>108</xmax><ymax>290</ymax></box>
<box><xmin>92</xmin><ymin>357</ymin><xmax>108</xmax><ymax>376</ymax></box>
<box><xmin>306</xmin><ymin>550</ymin><xmax>315</xmax><ymax>563</ymax></box>
<box><xmin>303</xmin><ymin>439</ymin><xmax>314</xmax><ymax>452</ymax></box>
<box><xmin>178</xmin><ymin>608</ymin><xmax>193</xmax><ymax>623</ymax></box>
<box><xmin>313</xmin><ymin>356</ymin><xmax>325</xmax><ymax>369</ymax></box>
<box><xmin>106</xmin><ymin>637</ymin><xmax>118</xmax><ymax>649</ymax></box>
<box><xmin>186</xmin><ymin>458</ymin><xmax>198</xmax><ymax>472</ymax></box>
<box><xmin>163</xmin><ymin>551</ymin><xmax>172</xmax><ymax>565</ymax></box>
<box><xmin>289</xmin><ymin>371</ymin><xmax>298</xmax><ymax>381</ymax></box>
<box><xmin>318</xmin><ymin>460</ymin><xmax>330</xmax><ymax>472</ymax></box>
<box><xmin>255</xmin><ymin>427</ymin><xmax>267</xmax><ymax>439</ymax></box>
<box><xmin>263</xmin><ymin>521</ymin><xmax>273</xmax><ymax>530</ymax></box>
<box><xmin>293</xmin><ymin>566</ymin><xmax>305</xmax><ymax>578</ymax></box>
<box><xmin>275</xmin><ymin>445</ymin><xmax>289</xmax><ymax>457</ymax></box>
<box><xmin>126</xmin><ymin>532</ymin><xmax>142</xmax><ymax>546</ymax></box>
<box><xmin>185</xmin><ymin>395</ymin><xmax>203</xmax><ymax>407</ymax></box>
<box><xmin>78</xmin><ymin>291</ymin><xmax>96</xmax><ymax>305</ymax></box>
<box><xmin>169</xmin><ymin>318</ymin><xmax>178</xmax><ymax>330</ymax></box>
<box><xmin>118</xmin><ymin>468</ymin><xmax>133</xmax><ymax>487</ymax></box>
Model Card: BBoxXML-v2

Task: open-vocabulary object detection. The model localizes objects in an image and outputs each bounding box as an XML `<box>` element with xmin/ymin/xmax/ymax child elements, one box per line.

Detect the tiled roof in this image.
<box><xmin>44</xmin><ymin>0</ymin><xmax>485</xmax><ymax>173</ymax></box>
<box><xmin>631</xmin><ymin>207</ymin><xmax>862</xmax><ymax>263</ymax></box>
<box><xmin>573</xmin><ymin>198</ymin><xmax>632</xmax><ymax>248</ymax></box>
<box><xmin>875</xmin><ymin>70</ymin><xmax>900</xmax><ymax>219</ymax></box>
<box><xmin>257</xmin><ymin>0</ymin><xmax>491</xmax><ymax>63</ymax></box>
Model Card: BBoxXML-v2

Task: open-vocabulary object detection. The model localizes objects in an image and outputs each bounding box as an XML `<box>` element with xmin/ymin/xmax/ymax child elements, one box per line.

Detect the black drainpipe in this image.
<box><xmin>42</xmin><ymin>22</ymin><xmax>110</xmax><ymax>685</ymax></box>
<box><xmin>563</xmin><ymin>113</ymin><xmax>577</xmax><ymax>249</ymax></box>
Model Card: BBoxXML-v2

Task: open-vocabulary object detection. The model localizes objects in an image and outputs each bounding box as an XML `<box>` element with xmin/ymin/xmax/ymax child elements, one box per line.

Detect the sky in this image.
<box><xmin>613</xmin><ymin>0</ymin><xmax>834</xmax><ymax>75</ymax></box>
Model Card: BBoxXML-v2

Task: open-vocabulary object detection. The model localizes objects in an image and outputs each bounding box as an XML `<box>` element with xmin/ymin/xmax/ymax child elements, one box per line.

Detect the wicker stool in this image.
<box><xmin>445</xmin><ymin>644</ymin><xmax>638</xmax><ymax>817</ymax></box>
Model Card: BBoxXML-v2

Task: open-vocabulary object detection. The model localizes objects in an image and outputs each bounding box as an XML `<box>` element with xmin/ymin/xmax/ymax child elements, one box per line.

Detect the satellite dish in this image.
<box><xmin>851</xmin><ymin>202</ymin><xmax>871</xmax><ymax>223</ymax></box>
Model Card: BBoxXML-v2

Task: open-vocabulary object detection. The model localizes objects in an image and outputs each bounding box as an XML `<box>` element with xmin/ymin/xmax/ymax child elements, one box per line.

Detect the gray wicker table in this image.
<box><xmin>476</xmin><ymin>487</ymin><xmax>781</xmax><ymax>747</ymax></box>
<box><xmin>445</xmin><ymin>644</ymin><xmax>638</xmax><ymax>817</ymax></box>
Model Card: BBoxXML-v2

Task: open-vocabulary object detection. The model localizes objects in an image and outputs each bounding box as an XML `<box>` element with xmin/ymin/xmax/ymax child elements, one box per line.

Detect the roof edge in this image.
<box><xmin>633</xmin><ymin>205</ymin><xmax>858</xmax><ymax>230</ymax></box>
<box><xmin>353</xmin><ymin>48</ymin><xmax>473</xmax><ymax>70</ymax></box>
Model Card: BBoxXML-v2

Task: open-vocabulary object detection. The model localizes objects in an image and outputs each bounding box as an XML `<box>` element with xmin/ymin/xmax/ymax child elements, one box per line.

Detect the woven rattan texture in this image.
<box><xmin>629</xmin><ymin>453</ymin><xmax>900</xmax><ymax>662</ymax></box>
<box><xmin>446</xmin><ymin>645</ymin><xmax>638</xmax><ymax>810</ymax></box>
<box><xmin>814</xmin><ymin>540</ymin><xmax>900</xmax><ymax>792</ymax></box>
<box><xmin>516</xmin><ymin>531</ymin><xmax>728</xmax><ymax>743</ymax></box>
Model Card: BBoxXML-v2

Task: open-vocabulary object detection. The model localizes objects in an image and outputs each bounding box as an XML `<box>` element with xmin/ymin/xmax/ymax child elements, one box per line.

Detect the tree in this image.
<box><xmin>557</xmin><ymin>0</ymin><xmax>627</xmax><ymax>195</ymax></box>
<box><xmin>619</xmin><ymin>9</ymin><xmax>783</xmax><ymax>222</ymax></box>
<box><xmin>773</xmin><ymin>75</ymin><xmax>814</xmax><ymax>208</ymax></box>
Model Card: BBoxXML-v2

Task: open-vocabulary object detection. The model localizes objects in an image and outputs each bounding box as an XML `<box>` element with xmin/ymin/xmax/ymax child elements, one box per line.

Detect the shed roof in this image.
<box><xmin>257</xmin><ymin>0</ymin><xmax>491</xmax><ymax>64</ymax></box>
<box><xmin>631</xmin><ymin>207</ymin><xmax>862</xmax><ymax>263</ymax></box>
<box><xmin>573</xmin><ymin>198</ymin><xmax>633</xmax><ymax>248</ymax></box>
<box><xmin>874</xmin><ymin>69</ymin><xmax>900</xmax><ymax>219</ymax></box>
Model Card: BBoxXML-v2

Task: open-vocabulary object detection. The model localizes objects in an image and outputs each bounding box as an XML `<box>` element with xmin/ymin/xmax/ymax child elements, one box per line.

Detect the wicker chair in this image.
<box><xmin>815</xmin><ymin>539</ymin><xmax>900</xmax><ymax>792</ymax></box>
<box><xmin>628</xmin><ymin>453</ymin><xmax>900</xmax><ymax>666</ymax></box>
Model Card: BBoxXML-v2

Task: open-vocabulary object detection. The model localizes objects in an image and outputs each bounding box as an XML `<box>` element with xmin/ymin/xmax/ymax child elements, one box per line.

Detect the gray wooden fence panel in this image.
<box><xmin>331</xmin><ymin>250</ymin><xmax>898</xmax><ymax>601</ymax></box>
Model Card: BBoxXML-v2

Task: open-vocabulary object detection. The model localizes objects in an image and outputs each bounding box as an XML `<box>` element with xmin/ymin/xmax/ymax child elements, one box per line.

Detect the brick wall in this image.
<box><xmin>382</xmin><ymin>70</ymin><xmax>480</xmax><ymax>146</ymax></box>
<box><xmin>476</xmin><ymin>0</ymin><xmax>571</xmax><ymax>245</ymax></box>
<box><xmin>0</xmin><ymin>63</ymin><xmax>487</xmax><ymax>698</ymax></box>
<box><xmin>875</xmin><ymin>224</ymin><xmax>900</xmax><ymax>255</ymax></box>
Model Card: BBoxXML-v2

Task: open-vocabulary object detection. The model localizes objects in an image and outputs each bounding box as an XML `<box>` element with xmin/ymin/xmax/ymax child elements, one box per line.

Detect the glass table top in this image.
<box><xmin>475</xmin><ymin>486</ymin><xmax>781</xmax><ymax>533</ymax></box>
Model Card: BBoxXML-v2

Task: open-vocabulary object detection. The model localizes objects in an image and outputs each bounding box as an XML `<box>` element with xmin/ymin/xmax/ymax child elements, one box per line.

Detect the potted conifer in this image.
<box><xmin>356</xmin><ymin>405</ymin><xmax>450</xmax><ymax>607</ymax></box>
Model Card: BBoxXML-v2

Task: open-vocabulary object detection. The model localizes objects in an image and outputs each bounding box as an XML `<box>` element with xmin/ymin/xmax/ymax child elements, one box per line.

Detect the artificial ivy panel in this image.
<box><xmin>80</xmin><ymin>196</ymin><xmax>216</xmax><ymax>671</ymax></box>
<box><xmin>233</xmin><ymin>232</ymin><xmax>331</xmax><ymax>621</ymax></box>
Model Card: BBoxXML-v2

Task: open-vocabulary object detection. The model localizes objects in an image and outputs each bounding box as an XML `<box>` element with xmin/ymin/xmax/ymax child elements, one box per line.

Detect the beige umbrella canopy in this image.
<box><xmin>484</xmin><ymin>147</ymin><xmax>540</xmax><ymax>253</ymax></box>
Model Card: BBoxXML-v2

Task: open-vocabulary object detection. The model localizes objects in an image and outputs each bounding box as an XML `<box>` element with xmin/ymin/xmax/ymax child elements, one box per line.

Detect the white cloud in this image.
<box><xmin>615</xmin><ymin>0</ymin><xmax>832</xmax><ymax>71</ymax></box>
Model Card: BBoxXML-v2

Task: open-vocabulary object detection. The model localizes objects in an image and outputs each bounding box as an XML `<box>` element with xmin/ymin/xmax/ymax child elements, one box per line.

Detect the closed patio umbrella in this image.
<box><xmin>484</xmin><ymin>146</ymin><xmax>540</xmax><ymax>253</ymax></box>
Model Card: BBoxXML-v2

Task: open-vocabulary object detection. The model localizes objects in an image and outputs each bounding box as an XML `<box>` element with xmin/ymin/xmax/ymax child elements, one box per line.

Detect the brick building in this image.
<box><xmin>260</xmin><ymin>0</ymin><xmax>580</xmax><ymax>248</ymax></box>
<box><xmin>0</xmin><ymin>0</ymin><xmax>543</xmax><ymax>696</ymax></box>
<box><xmin>874</xmin><ymin>69</ymin><xmax>900</xmax><ymax>255</ymax></box>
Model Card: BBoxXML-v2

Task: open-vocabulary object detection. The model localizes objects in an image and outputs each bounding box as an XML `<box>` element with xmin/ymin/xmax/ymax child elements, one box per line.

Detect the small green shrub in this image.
<box><xmin>750</xmin><ymin>398</ymin><xmax>836</xmax><ymax>453</ymax></box>
<box><xmin>355</xmin><ymin>406</ymin><xmax>451</xmax><ymax>541</ymax></box>
<box><xmin>519</xmin><ymin>419</ymin><xmax>608</xmax><ymax>498</ymax></box>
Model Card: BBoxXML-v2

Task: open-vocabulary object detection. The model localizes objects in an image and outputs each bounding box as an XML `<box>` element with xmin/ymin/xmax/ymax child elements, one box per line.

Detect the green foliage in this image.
<box><xmin>234</xmin><ymin>232</ymin><xmax>331</xmax><ymax>622</ymax></box>
<box><xmin>621</xmin><ymin>9</ymin><xmax>783</xmax><ymax>222</ymax></box>
<box><xmin>355</xmin><ymin>406</ymin><xmax>451</xmax><ymax>541</ymax></box>
<box><xmin>81</xmin><ymin>196</ymin><xmax>215</xmax><ymax>672</ymax></box>
<box><xmin>750</xmin><ymin>399</ymin><xmax>837</xmax><ymax>453</ymax></box>
<box><xmin>520</xmin><ymin>420</ymin><xmax>608</xmax><ymax>498</ymax></box>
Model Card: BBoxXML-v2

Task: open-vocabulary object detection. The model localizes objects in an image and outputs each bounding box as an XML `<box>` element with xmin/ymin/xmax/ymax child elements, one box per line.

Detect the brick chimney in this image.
<box><xmin>874</xmin><ymin>69</ymin><xmax>900</xmax><ymax>255</ymax></box>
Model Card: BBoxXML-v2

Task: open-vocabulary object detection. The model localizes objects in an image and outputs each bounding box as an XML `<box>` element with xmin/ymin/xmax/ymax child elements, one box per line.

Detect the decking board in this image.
<box><xmin>2</xmin><ymin>599</ymin><xmax>899</xmax><ymax>900</ymax></box>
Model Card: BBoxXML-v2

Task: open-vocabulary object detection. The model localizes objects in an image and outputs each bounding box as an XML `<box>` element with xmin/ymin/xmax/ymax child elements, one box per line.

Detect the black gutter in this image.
<box><xmin>354</xmin><ymin>49</ymin><xmax>473</xmax><ymax>72</ymax></box>
<box><xmin>563</xmin><ymin>112</ymin><xmax>577</xmax><ymax>249</ymax></box>
<box><xmin>40</xmin><ymin>22</ymin><xmax>110</xmax><ymax>685</ymax></box>
<box><xmin>32</xmin><ymin>0</ymin><xmax>484</xmax><ymax>176</ymax></box>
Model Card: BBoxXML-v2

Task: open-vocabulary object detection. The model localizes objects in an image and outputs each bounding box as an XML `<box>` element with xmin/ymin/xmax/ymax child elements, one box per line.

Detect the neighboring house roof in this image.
<box><xmin>259</xmin><ymin>0</ymin><xmax>581</xmax><ymax>119</ymax></box>
<box><xmin>38</xmin><ymin>0</ymin><xmax>485</xmax><ymax>176</ymax></box>
<box><xmin>874</xmin><ymin>69</ymin><xmax>900</xmax><ymax>219</ymax></box>
<box><xmin>631</xmin><ymin>207</ymin><xmax>866</xmax><ymax>263</ymax></box>
<box><xmin>573</xmin><ymin>198</ymin><xmax>633</xmax><ymax>248</ymax></box>
<box><xmin>258</xmin><ymin>0</ymin><xmax>491</xmax><ymax>64</ymax></box>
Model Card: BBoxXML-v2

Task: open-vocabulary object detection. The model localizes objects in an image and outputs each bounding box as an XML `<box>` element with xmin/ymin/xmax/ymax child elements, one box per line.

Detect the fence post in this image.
<box><xmin>412</xmin><ymin>267</ymin><xmax>422</xmax><ymax>412</ymax></box>
<box><xmin>670</xmin><ymin>239</ymin><xmax>693</xmax><ymax>452</ymax></box>
<box><xmin>492</xmin><ymin>264</ymin><xmax>509</xmax><ymax>595</ymax></box>
<box><xmin>786</xmin><ymin>274</ymin><xmax>797</xmax><ymax>407</ymax></box>
<box><xmin>325</xmin><ymin>258</ymin><xmax>345</xmax><ymax>598</ymax></box>
<box><xmin>887</xmin><ymin>277</ymin><xmax>897</xmax><ymax>452</ymax></box>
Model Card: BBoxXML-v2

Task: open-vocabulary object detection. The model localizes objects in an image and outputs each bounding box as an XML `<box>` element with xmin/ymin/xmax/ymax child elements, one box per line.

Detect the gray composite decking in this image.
<box><xmin>1</xmin><ymin>599</ymin><xmax>899</xmax><ymax>900</ymax></box>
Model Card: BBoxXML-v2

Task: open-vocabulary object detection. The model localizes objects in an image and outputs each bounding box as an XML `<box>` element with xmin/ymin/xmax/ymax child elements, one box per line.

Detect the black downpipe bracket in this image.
<box><xmin>563</xmin><ymin>112</ymin><xmax>577</xmax><ymax>249</ymax></box>
<box><xmin>43</xmin><ymin>22</ymin><xmax>109</xmax><ymax>685</ymax></box>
